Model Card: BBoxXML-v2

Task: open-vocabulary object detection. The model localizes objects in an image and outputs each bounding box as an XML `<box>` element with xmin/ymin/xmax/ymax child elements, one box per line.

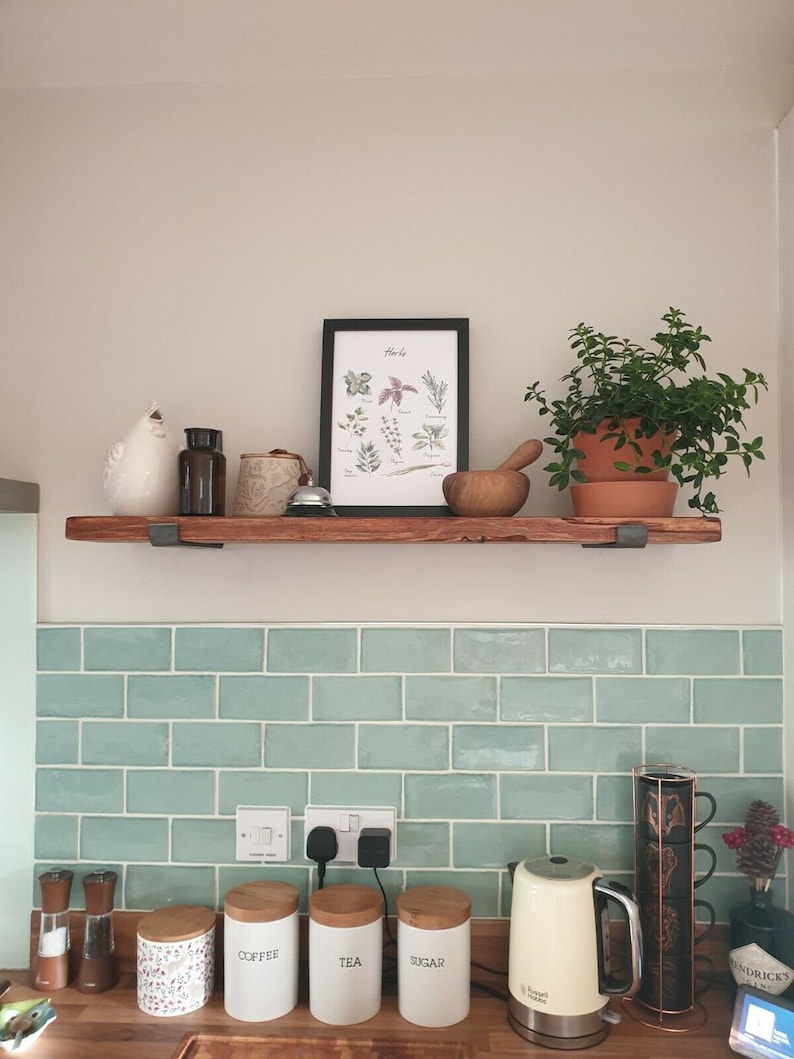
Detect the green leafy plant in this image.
<box><xmin>524</xmin><ymin>308</ymin><xmax>767</xmax><ymax>514</ymax></box>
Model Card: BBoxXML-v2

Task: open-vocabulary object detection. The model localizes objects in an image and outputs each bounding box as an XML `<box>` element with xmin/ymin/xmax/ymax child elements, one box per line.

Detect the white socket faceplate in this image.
<box><xmin>304</xmin><ymin>805</ymin><xmax>397</xmax><ymax>864</ymax></box>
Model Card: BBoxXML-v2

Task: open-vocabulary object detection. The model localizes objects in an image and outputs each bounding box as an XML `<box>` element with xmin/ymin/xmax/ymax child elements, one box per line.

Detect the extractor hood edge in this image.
<box><xmin>0</xmin><ymin>479</ymin><xmax>39</xmax><ymax>513</ymax></box>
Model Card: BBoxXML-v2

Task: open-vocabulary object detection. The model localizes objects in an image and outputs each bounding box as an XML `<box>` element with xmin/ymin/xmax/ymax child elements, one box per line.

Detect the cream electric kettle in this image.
<box><xmin>508</xmin><ymin>854</ymin><xmax>643</xmax><ymax>1050</ymax></box>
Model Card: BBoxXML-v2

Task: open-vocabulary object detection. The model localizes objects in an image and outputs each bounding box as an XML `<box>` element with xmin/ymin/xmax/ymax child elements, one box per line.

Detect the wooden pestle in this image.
<box><xmin>495</xmin><ymin>439</ymin><xmax>543</xmax><ymax>472</ymax></box>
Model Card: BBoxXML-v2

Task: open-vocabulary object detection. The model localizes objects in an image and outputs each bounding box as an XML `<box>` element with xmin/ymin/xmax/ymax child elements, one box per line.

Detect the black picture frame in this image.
<box><xmin>319</xmin><ymin>318</ymin><xmax>469</xmax><ymax>516</ymax></box>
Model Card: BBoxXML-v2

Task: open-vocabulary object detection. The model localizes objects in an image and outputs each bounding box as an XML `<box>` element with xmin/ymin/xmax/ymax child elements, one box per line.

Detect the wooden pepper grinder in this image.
<box><xmin>75</xmin><ymin>870</ymin><xmax>118</xmax><ymax>993</ymax></box>
<box><xmin>33</xmin><ymin>867</ymin><xmax>74</xmax><ymax>991</ymax></box>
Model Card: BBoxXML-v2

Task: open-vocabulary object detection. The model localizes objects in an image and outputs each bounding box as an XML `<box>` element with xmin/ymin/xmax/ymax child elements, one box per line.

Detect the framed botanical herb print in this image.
<box><xmin>319</xmin><ymin>318</ymin><xmax>469</xmax><ymax>516</ymax></box>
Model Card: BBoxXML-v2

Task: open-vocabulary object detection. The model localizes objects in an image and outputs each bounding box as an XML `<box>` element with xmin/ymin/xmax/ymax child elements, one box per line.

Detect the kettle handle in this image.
<box><xmin>592</xmin><ymin>879</ymin><xmax>643</xmax><ymax>997</ymax></box>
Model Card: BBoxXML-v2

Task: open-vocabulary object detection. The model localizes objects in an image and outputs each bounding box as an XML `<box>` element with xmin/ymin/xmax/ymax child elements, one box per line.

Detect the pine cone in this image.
<box><xmin>738</xmin><ymin>800</ymin><xmax>780</xmax><ymax>878</ymax></box>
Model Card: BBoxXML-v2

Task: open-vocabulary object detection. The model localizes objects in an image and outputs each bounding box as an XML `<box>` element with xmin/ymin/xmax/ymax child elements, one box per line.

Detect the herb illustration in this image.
<box><xmin>412</xmin><ymin>423</ymin><xmax>448</xmax><ymax>452</ymax></box>
<box><xmin>421</xmin><ymin>371</ymin><xmax>448</xmax><ymax>413</ymax></box>
<box><xmin>380</xmin><ymin>416</ymin><xmax>402</xmax><ymax>458</ymax></box>
<box><xmin>385</xmin><ymin>461</ymin><xmax>452</xmax><ymax>476</ymax></box>
<box><xmin>355</xmin><ymin>440</ymin><xmax>382</xmax><ymax>476</ymax></box>
<box><xmin>343</xmin><ymin>370</ymin><xmax>373</xmax><ymax>397</ymax></box>
<box><xmin>338</xmin><ymin>407</ymin><xmax>368</xmax><ymax>439</ymax></box>
<box><xmin>378</xmin><ymin>376</ymin><xmax>418</xmax><ymax>410</ymax></box>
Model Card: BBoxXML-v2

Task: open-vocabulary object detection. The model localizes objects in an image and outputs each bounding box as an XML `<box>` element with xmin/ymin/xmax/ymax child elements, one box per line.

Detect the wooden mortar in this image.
<box><xmin>442</xmin><ymin>440</ymin><xmax>543</xmax><ymax>516</ymax></box>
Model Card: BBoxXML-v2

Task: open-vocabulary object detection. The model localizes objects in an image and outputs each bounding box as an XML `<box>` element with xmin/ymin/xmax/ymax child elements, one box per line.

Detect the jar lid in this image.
<box><xmin>309</xmin><ymin>884</ymin><xmax>382</xmax><ymax>928</ymax></box>
<box><xmin>137</xmin><ymin>904</ymin><xmax>215</xmax><ymax>943</ymax></box>
<box><xmin>185</xmin><ymin>428</ymin><xmax>222</xmax><ymax>449</ymax></box>
<box><xmin>396</xmin><ymin>886</ymin><xmax>471</xmax><ymax>930</ymax></box>
<box><xmin>224</xmin><ymin>881</ymin><xmax>299</xmax><ymax>923</ymax></box>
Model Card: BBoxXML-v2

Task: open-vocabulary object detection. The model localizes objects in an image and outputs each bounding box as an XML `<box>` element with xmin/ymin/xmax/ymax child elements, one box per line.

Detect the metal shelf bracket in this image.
<box><xmin>582</xmin><ymin>524</ymin><xmax>648</xmax><ymax>550</ymax></box>
<box><xmin>148</xmin><ymin>523</ymin><xmax>223</xmax><ymax>549</ymax></box>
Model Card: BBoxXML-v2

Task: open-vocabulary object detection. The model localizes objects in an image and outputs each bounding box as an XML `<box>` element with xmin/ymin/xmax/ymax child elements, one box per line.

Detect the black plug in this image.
<box><xmin>306</xmin><ymin>825</ymin><xmax>338</xmax><ymax>889</ymax></box>
<box><xmin>358</xmin><ymin>827</ymin><xmax>391</xmax><ymax>869</ymax></box>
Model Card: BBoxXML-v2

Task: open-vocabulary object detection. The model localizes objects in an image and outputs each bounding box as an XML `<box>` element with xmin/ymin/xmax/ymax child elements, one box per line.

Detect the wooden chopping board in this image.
<box><xmin>172</xmin><ymin>1033</ymin><xmax>477</xmax><ymax>1058</ymax></box>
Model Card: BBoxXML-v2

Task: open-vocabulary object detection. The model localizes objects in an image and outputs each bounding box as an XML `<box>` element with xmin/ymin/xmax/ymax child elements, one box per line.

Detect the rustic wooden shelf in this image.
<box><xmin>65</xmin><ymin>514</ymin><xmax>721</xmax><ymax>548</ymax></box>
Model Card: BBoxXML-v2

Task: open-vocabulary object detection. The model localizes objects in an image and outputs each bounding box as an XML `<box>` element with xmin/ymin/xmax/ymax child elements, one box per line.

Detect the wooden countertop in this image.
<box><xmin>0</xmin><ymin>967</ymin><xmax>738</xmax><ymax>1058</ymax></box>
<box><xmin>6</xmin><ymin>916</ymin><xmax>738</xmax><ymax>1057</ymax></box>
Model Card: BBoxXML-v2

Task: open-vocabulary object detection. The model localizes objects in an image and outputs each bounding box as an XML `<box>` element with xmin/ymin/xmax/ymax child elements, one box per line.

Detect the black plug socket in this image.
<box><xmin>358</xmin><ymin>827</ymin><xmax>391</xmax><ymax>869</ymax></box>
<box><xmin>306</xmin><ymin>825</ymin><xmax>338</xmax><ymax>863</ymax></box>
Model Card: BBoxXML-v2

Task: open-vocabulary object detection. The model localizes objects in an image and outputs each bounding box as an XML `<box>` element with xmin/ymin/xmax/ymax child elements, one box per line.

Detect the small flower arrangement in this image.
<box><xmin>723</xmin><ymin>799</ymin><xmax>794</xmax><ymax>892</ymax></box>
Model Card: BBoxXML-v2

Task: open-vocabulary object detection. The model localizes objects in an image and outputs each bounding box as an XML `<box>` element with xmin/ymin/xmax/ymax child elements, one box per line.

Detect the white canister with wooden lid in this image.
<box><xmin>397</xmin><ymin>885</ymin><xmax>471</xmax><ymax>1027</ymax></box>
<box><xmin>223</xmin><ymin>880</ymin><xmax>299</xmax><ymax>1022</ymax></box>
<box><xmin>136</xmin><ymin>905</ymin><xmax>215</xmax><ymax>1017</ymax></box>
<box><xmin>308</xmin><ymin>884</ymin><xmax>383</xmax><ymax>1025</ymax></box>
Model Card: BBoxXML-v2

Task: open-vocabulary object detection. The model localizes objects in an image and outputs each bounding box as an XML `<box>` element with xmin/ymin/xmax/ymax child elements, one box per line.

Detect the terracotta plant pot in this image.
<box><xmin>574</xmin><ymin>419</ymin><xmax>676</xmax><ymax>482</ymax></box>
<box><xmin>569</xmin><ymin>481</ymin><xmax>678</xmax><ymax>518</ymax></box>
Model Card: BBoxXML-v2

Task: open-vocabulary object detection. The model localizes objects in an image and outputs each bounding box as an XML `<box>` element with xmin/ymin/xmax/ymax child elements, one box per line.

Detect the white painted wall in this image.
<box><xmin>1</xmin><ymin>2</ymin><xmax>792</xmax><ymax>625</ymax></box>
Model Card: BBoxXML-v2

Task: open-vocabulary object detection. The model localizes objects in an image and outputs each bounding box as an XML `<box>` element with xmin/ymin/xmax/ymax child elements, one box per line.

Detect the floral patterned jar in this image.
<box><xmin>136</xmin><ymin>905</ymin><xmax>215</xmax><ymax>1017</ymax></box>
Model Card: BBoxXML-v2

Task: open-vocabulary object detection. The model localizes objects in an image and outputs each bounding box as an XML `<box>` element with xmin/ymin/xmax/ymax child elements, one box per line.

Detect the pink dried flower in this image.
<box><xmin>722</xmin><ymin>827</ymin><xmax>748</xmax><ymax>850</ymax></box>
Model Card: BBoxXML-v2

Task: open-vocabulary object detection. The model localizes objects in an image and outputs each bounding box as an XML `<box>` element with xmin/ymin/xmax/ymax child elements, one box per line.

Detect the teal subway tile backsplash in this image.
<box><xmin>453</xmin><ymin>821</ymin><xmax>545</xmax><ymax>868</ymax></box>
<box><xmin>34</xmin><ymin>622</ymin><xmax>783</xmax><ymax>922</ymax></box>
<box><xmin>358</xmin><ymin>723</ymin><xmax>448</xmax><ymax>770</ymax></box>
<box><xmin>81</xmin><ymin>721</ymin><xmax>169</xmax><ymax>766</ymax></box>
<box><xmin>36</xmin><ymin>720</ymin><xmax>79</xmax><ymax>764</ymax></box>
<box><xmin>127</xmin><ymin>770</ymin><xmax>216</xmax><ymax>815</ymax></box>
<box><xmin>500</xmin><ymin>676</ymin><xmax>593</xmax><ymax>722</ymax></box>
<box><xmin>218</xmin><ymin>770</ymin><xmax>308</xmax><ymax>816</ymax></box>
<box><xmin>405</xmin><ymin>675</ymin><xmax>497</xmax><ymax>721</ymax></box>
<box><xmin>128</xmin><ymin>675</ymin><xmax>216</xmax><ymax>719</ymax></box>
<box><xmin>265</xmin><ymin>723</ymin><xmax>354</xmax><ymax>769</ymax></box>
<box><xmin>174</xmin><ymin>721</ymin><xmax>262</xmax><ymax>767</ymax></box>
<box><xmin>267</xmin><ymin>628</ymin><xmax>357</xmax><ymax>672</ymax></box>
<box><xmin>595</xmin><ymin>775</ymin><xmax>634</xmax><ymax>821</ymax></box>
<box><xmin>313</xmin><ymin>675</ymin><xmax>401</xmax><ymax>721</ymax></box>
<box><xmin>36</xmin><ymin>768</ymin><xmax>123</xmax><ymax>813</ymax></box>
<box><xmin>452</xmin><ymin>724</ymin><xmax>543</xmax><ymax>771</ymax></box>
<box><xmin>405</xmin><ymin>774</ymin><xmax>497</xmax><ymax>819</ymax></box>
<box><xmin>548</xmin><ymin>628</ymin><xmax>642</xmax><ymax>674</ymax></box>
<box><xmin>453</xmin><ymin>627</ymin><xmax>545</xmax><ymax>674</ymax></box>
<box><xmin>81</xmin><ymin>816</ymin><xmax>169</xmax><ymax>862</ymax></box>
<box><xmin>125</xmin><ymin>865</ymin><xmax>216</xmax><ymax>910</ymax></box>
<box><xmin>548</xmin><ymin>725</ymin><xmax>642</xmax><ymax>773</ymax></box>
<box><xmin>84</xmin><ymin>626</ymin><xmax>171</xmax><ymax>671</ymax></box>
<box><xmin>37</xmin><ymin>627</ymin><xmax>80</xmax><ymax>671</ymax></box>
<box><xmin>395</xmin><ymin>822</ymin><xmax>450</xmax><ymax>867</ymax></box>
<box><xmin>34</xmin><ymin>815</ymin><xmax>79</xmax><ymax>861</ymax></box>
<box><xmin>595</xmin><ymin>677</ymin><xmax>690</xmax><ymax>724</ymax></box>
<box><xmin>175</xmin><ymin>627</ymin><xmax>264</xmax><ymax>672</ymax></box>
<box><xmin>646</xmin><ymin>629</ymin><xmax>740</xmax><ymax>674</ymax></box>
<box><xmin>744</xmin><ymin>727</ymin><xmax>784</xmax><ymax>773</ymax></box>
<box><xmin>37</xmin><ymin>673</ymin><xmax>123</xmax><ymax>717</ymax></box>
<box><xmin>361</xmin><ymin>627</ymin><xmax>450</xmax><ymax>672</ymax></box>
<box><xmin>742</xmin><ymin>629</ymin><xmax>783</xmax><ymax>675</ymax></box>
<box><xmin>309</xmin><ymin>771</ymin><xmax>402</xmax><ymax>808</ymax></box>
<box><xmin>219</xmin><ymin>675</ymin><xmax>309</xmax><ymax>720</ymax></box>
<box><xmin>501</xmin><ymin>773</ymin><xmax>594</xmax><ymax>820</ymax></box>
<box><xmin>693</xmin><ymin>677</ymin><xmax>782</xmax><ymax>724</ymax></box>
<box><xmin>645</xmin><ymin>725</ymin><xmax>741</xmax><ymax>773</ymax></box>
<box><xmin>171</xmin><ymin>818</ymin><xmax>237</xmax><ymax>862</ymax></box>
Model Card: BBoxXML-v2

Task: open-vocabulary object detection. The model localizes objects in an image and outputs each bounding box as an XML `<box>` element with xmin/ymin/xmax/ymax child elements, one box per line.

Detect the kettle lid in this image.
<box><xmin>523</xmin><ymin>854</ymin><xmax>595</xmax><ymax>881</ymax></box>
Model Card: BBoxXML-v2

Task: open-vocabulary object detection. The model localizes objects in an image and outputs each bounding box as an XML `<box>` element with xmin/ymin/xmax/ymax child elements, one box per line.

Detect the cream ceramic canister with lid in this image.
<box><xmin>101</xmin><ymin>399</ymin><xmax>180</xmax><ymax>516</ymax></box>
<box><xmin>223</xmin><ymin>881</ymin><xmax>299</xmax><ymax>1022</ymax></box>
<box><xmin>232</xmin><ymin>449</ymin><xmax>311</xmax><ymax>516</ymax></box>
<box><xmin>136</xmin><ymin>904</ymin><xmax>215</xmax><ymax>1017</ymax></box>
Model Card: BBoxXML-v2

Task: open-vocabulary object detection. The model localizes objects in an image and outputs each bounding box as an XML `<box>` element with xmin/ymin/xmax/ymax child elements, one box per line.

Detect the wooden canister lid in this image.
<box><xmin>309</xmin><ymin>884</ymin><xmax>383</xmax><ymax>928</ymax></box>
<box><xmin>396</xmin><ymin>886</ymin><xmax>471</xmax><ymax>930</ymax></box>
<box><xmin>137</xmin><ymin>904</ymin><xmax>215</xmax><ymax>943</ymax></box>
<box><xmin>224</xmin><ymin>881</ymin><xmax>299</xmax><ymax>923</ymax></box>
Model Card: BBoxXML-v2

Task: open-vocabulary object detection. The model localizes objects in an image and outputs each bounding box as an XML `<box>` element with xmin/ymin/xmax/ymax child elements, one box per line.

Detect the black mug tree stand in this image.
<box><xmin>625</xmin><ymin>763</ymin><xmax>717</xmax><ymax>1033</ymax></box>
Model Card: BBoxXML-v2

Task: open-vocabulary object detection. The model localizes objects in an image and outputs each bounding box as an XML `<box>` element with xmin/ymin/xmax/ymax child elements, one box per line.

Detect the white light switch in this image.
<box><xmin>236</xmin><ymin>807</ymin><xmax>290</xmax><ymax>862</ymax></box>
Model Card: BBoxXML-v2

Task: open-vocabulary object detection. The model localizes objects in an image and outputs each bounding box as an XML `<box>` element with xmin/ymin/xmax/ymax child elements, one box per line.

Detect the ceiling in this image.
<box><xmin>1</xmin><ymin>0</ymin><xmax>794</xmax><ymax>89</ymax></box>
